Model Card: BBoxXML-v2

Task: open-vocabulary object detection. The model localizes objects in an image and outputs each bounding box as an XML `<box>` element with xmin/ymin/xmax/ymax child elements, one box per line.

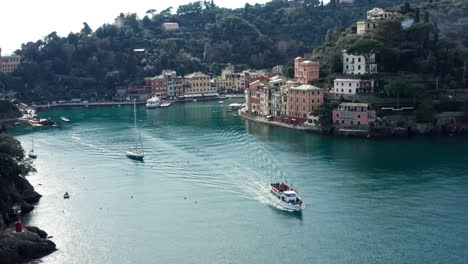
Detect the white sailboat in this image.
<box><xmin>28</xmin><ymin>135</ymin><xmax>37</xmax><ymax>159</ymax></box>
<box><xmin>126</xmin><ymin>99</ymin><xmax>144</xmax><ymax>160</ymax></box>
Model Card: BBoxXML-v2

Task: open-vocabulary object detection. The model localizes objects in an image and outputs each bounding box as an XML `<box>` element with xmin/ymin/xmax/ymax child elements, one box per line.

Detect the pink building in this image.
<box><xmin>245</xmin><ymin>80</ymin><xmax>267</xmax><ymax>116</ymax></box>
<box><xmin>294</xmin><ymin>57</ymin><xmax>320</xmax><ymax>84</ymax></box>
<box><xmin>333</xmin><ymin>102</ymin><xmax>376</xmax><ymax>127</ymax></box>
<box><xmin>145</xmin><ymin>75</ymin><xmax>168</xmax><ymax>97</ymax></box>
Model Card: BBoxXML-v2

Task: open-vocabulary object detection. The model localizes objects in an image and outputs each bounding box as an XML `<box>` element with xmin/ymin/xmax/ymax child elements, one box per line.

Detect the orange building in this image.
<box><xmin>294</xmin><ymin>57</ymin><xmax>320</xmax><ymax>84</ymax></box>
<box><xmin>283</xmin><ymin>85</ymin><xmax>324</xmax><ymax>124</ymax></box>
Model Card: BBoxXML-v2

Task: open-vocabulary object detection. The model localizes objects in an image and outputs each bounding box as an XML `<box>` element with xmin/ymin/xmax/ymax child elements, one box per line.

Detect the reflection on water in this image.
<box><xmin>11</xmin><ymin>101</ymin><xmax>468</xmax><ymax>264</ymax></box>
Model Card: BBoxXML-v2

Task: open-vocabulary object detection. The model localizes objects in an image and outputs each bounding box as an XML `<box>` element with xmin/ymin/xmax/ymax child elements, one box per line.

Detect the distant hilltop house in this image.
<box><xmin>332</xmin><ymin>102</ymin><xmax>376</xmax><ymax>127</ymax></box>
<box><xmin>356</xmin><ymin>20</ymin><xmax>379</xmax><ymax>35</ymax></box>
<box><xmin>0</xmin><ymin>48</ymin><xmax>22</xmax><ymax>73</ymax></box>
<box><xmin>114</xmin><ymin>16</ymin><xmax>125</xmax><ymax>28</ymax></box>
<box><xmin>332</xmin><ymin>78</ymin><xmax>375</xmax><ymax>95</ymax></box>
<box><xmin>366</xmin><ymin>8</ymin><xmax>399</xmax><ymax>21</ymax></box>
<box><xmin>342</xmin><ymin>50</ymin><xmax>377</xmax><ymax>75</ymax></box>
<box><xmin>272</xmin><ymin>65</ymin><xmax>284</xmax><ymax>75</ymax></box>
<box><xmin>356</xmin><ymin>8</ymin><xmax>400</xmax><ymax>35</ymax></box>
<box><xmin>162</xmin><ymin>22</ymin><xmax>179</xmax><ymax>31</ymax></box>
<box><xmin>294</xmin><ymin>57</ymin><xmax>320</xmax><ymax>85</ymax></box>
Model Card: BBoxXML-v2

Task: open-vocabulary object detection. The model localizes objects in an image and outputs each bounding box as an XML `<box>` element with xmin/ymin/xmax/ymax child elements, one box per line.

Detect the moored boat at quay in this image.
<box><xmin>270</xmin><ymin>182</ymin><xmax>305</xmax><ymax>211</ymax></box>
<box><xmin>146</xmin><ymin>96</ymin><xmax>162</xmax><ymax>108</ymax></box>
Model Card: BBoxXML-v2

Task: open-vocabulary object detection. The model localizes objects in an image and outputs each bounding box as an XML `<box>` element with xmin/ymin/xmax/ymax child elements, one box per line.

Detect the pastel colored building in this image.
<box><xmin>283</xmin><ymin>85</ymin><xmax>324</xmax><ymax>124</ymax></box>
<box><xmin>245</xmin><ymin>80</ymin><xmax>267</xmax><ymax>116</ymax></box>
<box><xmin>342</xmin><ymin>50</ymin><xmax>377</xmax><ymax>75</ymax></box>
<box><xmin>162</xmin><ymin>22</ymin><xmax>179</xmax><ymax>31</ymax></box>
<box><xmin>294</xmin><ymin>57</ymin><xmax>320</xmax><ymax>84</ymax></box>
<box><xmin>332</xmin><ymin>102</ymin><xmax>376</xmax><ymax>127</ymax></box>
<box><xmin>333</xmin><ymin>79</ymin><xmax>375</xmax><ymax>95</ymax></box>
<box><xmin>356</xmin><ymin>20</ymin><xmax>379</xmax><ymax>35</ymax></box>
<box><xmin>0</xmin><ymin>48</ymin><xmax>2</xmax><ymax>72</ymax></box>
<box><xmin>184</xmin><ymin>72</ymin><xmax>214</xmax><ymax>94</ymax></box>
<box><xmin>145</xmin><ymin>75</ymin><xmax>168</xmax><ymax>97</ymax></box>
<box><xmin>163</xmin><ymin>70</ymin><xmax>184</xmax><ymax>97</ymax></box>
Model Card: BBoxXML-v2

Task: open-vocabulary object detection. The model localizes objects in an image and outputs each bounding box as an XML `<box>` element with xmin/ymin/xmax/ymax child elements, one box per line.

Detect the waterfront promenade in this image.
<box><xmin>238</xmin><ymin>110</ymin><xmax>307</xmax><ymax>131</ymax></box>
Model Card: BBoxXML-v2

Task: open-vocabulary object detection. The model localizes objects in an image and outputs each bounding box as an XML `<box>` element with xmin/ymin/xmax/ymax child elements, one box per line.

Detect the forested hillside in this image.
<box><xmin>2</xmin><ymin>0</ymin><xmax>426</xmax><ymax>101</ymax></box>
<box><xmin>311</xmin><ymin>0</ymin><xmax>467</xmax><ymax>90</ymax></box>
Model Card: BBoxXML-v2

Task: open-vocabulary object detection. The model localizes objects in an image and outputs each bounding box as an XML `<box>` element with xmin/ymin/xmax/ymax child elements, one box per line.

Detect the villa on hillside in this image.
<box><xmin>332</xmin><ymin>79</ymin><xmax>375</xmax><ymax>95</ymax></box>
<box><xmin>162</xmin><ymin>22</ymin><xmax>179</xmax><ymax>31</ymax></box>
<box><xmin>356</xmin><ymin>8</ymin><xmax>400</xmax><ymax>35</ymax></box>
<box><xmin>342</xmin><ymin>50</ymin><xmax>377</xmax><ymax>75</ymax></box>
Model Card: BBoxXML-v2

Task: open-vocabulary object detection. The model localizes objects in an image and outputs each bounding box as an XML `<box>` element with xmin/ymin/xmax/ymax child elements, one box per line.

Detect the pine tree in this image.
<box><xmin>415</xmin><ymin>9</ymin><xmax>420</xmax><ymax>23</ymax></box>
<box><xmin>424</xmin><ymin>11</ymin><xmax>429</xmax><ymax>23</ymax></box>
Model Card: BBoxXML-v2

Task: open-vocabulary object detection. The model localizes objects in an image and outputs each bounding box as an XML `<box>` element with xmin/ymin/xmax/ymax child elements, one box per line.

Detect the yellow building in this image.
<box><xmin>184</xmin><ymin>72</ymin><xmax>215</xmax><ymax>94</ymax></box>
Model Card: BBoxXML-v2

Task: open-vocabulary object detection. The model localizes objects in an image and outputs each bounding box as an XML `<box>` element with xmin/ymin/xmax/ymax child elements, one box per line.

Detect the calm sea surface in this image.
<box><xmin>11</xmin><ymin>101</ymin><xmax>468</xmax><ymax>264</ymax></box>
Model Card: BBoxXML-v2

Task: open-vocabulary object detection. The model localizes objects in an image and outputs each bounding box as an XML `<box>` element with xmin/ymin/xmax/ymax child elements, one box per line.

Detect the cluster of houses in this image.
<box><xmin>241</xmin><ymin>7</ymin><xmax>400</xmax><ymax>131</ymax></box>
<box><xmin>134</xmin><ymin>66</ymin><xmax>272</xmax><ymax>102</ymax></box>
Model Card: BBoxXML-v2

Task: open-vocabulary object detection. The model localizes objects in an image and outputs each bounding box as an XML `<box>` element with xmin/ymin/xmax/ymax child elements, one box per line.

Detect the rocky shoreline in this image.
<box><xmin>0</xmin><ymin>133</ymin><xmax>56</xmax><ymax>263</ymax></box>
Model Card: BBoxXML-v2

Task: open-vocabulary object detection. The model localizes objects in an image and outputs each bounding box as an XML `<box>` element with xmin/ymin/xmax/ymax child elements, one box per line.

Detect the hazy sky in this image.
<box><xmin>0</xmin><ymin>0</ymin><xmax>271</xmax><ymax>55</ymax></box>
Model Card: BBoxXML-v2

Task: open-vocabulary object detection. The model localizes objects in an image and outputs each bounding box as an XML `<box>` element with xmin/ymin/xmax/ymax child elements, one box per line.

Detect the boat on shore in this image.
<box><xmin>146</xmin><ymin>96</ymin><xmax>161</xmax><ymax>108</ymax></box>
<box><xmin>270</xmin><ymin>182</ymin><xmax>305</xmax><ymax>211</ymax></box>
<box><xmin>61</xmin><ymin>117</ymin><xmax>71</xmax><ymax>122</ymax></box>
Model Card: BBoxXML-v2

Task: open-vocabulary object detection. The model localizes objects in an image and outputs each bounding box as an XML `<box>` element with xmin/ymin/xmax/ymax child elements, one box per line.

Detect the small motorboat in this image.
<box><xmin>61</xmin><ymin>117</ymin><xmax>71</xmax><ymax>122</ymax></box>
<box><xmin>64</xmin><ymin>192</ymin><xmax>70</xmax><ymax>199</ymax></box>
<box><xmin>270</xmin><ymin>182</ymin><xmax>305</xmax><ymax>211</ymax></box>
<box><xmin>218</xmin><ymin>101</ymin><xmax>224</xmax><ymax>104</ymax></box>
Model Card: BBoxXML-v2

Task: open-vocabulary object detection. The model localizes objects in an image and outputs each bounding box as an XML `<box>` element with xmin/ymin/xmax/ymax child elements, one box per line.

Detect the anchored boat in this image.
<box><xmin>270</xmin><ymin>182</ymin><xmax>305</xmax><ymax>211</ymax></box>
<box><xmin>146</xmin><ymin>96</ymin><xmax>161</xmax><ymax>108</ymax></box>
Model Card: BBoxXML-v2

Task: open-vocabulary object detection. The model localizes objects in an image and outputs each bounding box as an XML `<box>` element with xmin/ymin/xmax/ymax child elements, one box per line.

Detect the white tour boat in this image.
<box><xmin>146</xmin><ymin>96</ymin><xmax>161</xmax><ymax>108</ymax></box>
<box><xmin>270</xmin><ymin>182</ymin><xmax>305</xmax><ymax>211</ymax></box>
<box><xmin>61</xmin><ymin>117</ymin><xmax>71</xmax><ymax>122</ymax></box>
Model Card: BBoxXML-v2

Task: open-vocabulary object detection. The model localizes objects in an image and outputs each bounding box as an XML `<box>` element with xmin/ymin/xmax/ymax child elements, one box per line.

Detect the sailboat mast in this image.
<box><xmin>31</xmin><ymin>135</ymin><xmax>34</xmax><ymax>151</ymax></box>
<box><xmin>133</xmin><ymin>99</ymin><xmax>137</xmax><ymax>128</ymax></box>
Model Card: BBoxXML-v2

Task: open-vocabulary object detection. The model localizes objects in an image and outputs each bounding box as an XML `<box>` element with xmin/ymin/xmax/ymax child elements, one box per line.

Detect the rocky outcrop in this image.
<box><xmin>0</xmin><ymin>226</ymin><xmax>56</xmax><ymax>264</ymax></box>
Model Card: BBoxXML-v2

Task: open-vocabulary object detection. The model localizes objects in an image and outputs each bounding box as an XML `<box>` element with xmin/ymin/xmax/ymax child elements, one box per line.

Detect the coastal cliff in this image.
<box><xmin>0</xmin><ymin>133</ymin><xmax>56</xmax><ymax>263</ymax></box>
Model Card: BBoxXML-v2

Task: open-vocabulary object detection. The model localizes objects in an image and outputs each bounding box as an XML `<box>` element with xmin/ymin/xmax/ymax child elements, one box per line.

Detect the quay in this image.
<box><xmin>238</xmin><ymin>110</ymin><xmax>307</xmax><ymax>131</ymax></box>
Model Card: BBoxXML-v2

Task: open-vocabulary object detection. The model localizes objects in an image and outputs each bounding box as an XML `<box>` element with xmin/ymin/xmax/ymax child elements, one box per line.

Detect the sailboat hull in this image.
<box><xmin>126</xmin><ymin>151</ymin><xmax>144</xmax><ymax>160</ymax></box>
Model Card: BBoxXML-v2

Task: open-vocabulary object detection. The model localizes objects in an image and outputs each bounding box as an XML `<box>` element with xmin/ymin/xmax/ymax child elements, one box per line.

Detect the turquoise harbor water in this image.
<box><xmin>12</xmin><ymin>101</ymin><xmax>468</xmax><ymax>264</ymax></box>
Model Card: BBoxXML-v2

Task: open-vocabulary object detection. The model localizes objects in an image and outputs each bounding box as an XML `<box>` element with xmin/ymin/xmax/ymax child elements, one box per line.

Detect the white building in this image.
<box><xmin>162</xmin><ymin>22</ymin><xmax>179</xmax><ymax>31</ymax></box>
<box><xmin>366</xmin><ymin>8</ymin><xmax>399</xmax><ymax>21</ymax></box>
<box><xmin>356</xmin><ymin>20</ymin><xmax>378</xmax><ymax>35</ymax></box>
<box><xmin>342</xmin><ymin>50</ymin><xmax>377</xmax><ymax>75</ymax></box>
<box><xmin>333</xmin><ymin>79</ymin><xmax>375</xmax><ymax>95</ymax></box>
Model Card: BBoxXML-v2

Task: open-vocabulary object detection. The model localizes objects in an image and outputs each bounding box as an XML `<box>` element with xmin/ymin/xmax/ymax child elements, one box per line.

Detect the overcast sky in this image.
<box><xmin>0</xmin><ymin>0</ymin><xmax>272</xmax><ymax>55</ymax></box>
